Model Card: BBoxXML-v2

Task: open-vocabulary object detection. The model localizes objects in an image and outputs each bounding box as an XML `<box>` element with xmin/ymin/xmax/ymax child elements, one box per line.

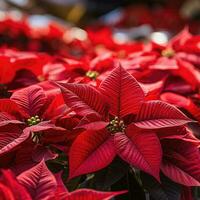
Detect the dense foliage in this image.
<box><xmin>0</xmin><ymin>15</ymin><xmax>200</xmax><ymax>200</ymax></box>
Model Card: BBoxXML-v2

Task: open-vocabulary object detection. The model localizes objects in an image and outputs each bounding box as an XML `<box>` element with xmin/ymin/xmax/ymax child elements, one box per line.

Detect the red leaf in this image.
<box><xmin>1</xmin><ymin>170</ymin><xmax>32</xmax><ymax>200</ymax></box>
<box><xmin>0</xmin><ymin>57</ymin><xmax>15</xmax><ymax>84</ymax></box>
<box><xmin>0</xmin><ymin>119</ymin><xmax>24</xmax><ymax>127</ymax></box>
<box><xmin>17</xmin><ymin>160</ymin><xmax>57</xmax><ymax>200</ymax></box>
<box><xmin>161</xmin><ymin>139</ymin><xmax>200</xmax><ymax>186</ymax></box>
<box><xmin>22</xmin><ymin>122</ymin><xmax>65</xmax><ymax>145</ymax></box>
<box><xmin>57</xmin><ymin>82</ymin><xmax>108</xmax><ymax>117</ymax></box>
<box><xmin>0</xmin><ymin>125</ymin><xmax>30</xmax><ymax>156</ymax></box>
<box><xmin>149</xmin><ymin>57</ymin><xmax>178</xmax><ymax>70</ymax></box>
<box><xmin>140</xmin><ymin>79</ymin><xmax>164</xmax><ymax>100</ymax></box>
<box><xmin>69</xmin><ymin>129</ymin><xmax>116</xmax><ymax>180</ymax></box>
<box><xmin>134</xmin><ymin>100</ymin><xmax>192</xmax><ymax>129</ymax></box>
<box><xmin>160</xmin><ymin>93</ymin><xmax>200</xmax><ymax>122</ymax></box>
<box><xmin>160</xmin><ymin>92</ymin><xmax>190</xmax><ymax>108</ymax></box>
<box><xmin>64</xmin><ymin>189</ymin><xmax>127</xmax><ymax>200</ymax></box>
<box><xmin>0</xmin><ymin>99</ymin><xmax>28</xmax><ymax>119</ymax></box>
<box><xmin>0</xmin><ymin>112</ymin><xmax>16</xmax><ymax>121</ymax></box>
<box><xmin>42</xmin><ymin>93</ymin><xmax>68</xmax><ymax>121</ymax></box>
<box><xmin>76</xmin><ymin>121</ymin><xmax>108</xmax><ymax>131</ymax></box>
<box><xmin>12</xmin><ymin>141</ymin><xmax>37</xmax><ymax>175</ymax></box>
<box><xmin>161</xmin><ymin>161</ymin><xmax>200</xmax><ymax>186</ymax></box>
<box><xmin>32</xmin><ymin>145</ymin><xmax>58</xmax><ymax>162</ymax></box>
<box><xmin>170</xmin><ymin>26</ymin><xmax>192</xmax><ymax>49</ymax></box>
<box><xmin>99</xmin><ymin>65</ymin><xmax>145</xmax><ymax>117</ymax></box>
<box><xmin>0</xmin><ymin>182</ymin><xmax>15</xmax><ymax>200</ymax></box>
<box><xmin>24</xmin><ymin>121</ymin><xmax>65</xmax><ymax>133</ymax></box>
<box><xmin>114</xmin><ymin>128</ymin><xmax>161</xmax><ymax>181</ymax></box>
<box><xmin>11</xmin><ymin>85</ymin><xmax>47</xmax><ymax>117</ymax></box>
<box><xmin>75</xmin><ymin>114</ymin><xmax>108</xmax><ymax>130</ymax></box>
<box><xmin>54</xmin><ymin>172</ymin><xmax>68</xmax><ymax>195</ymax></box>
<box><xmin>175</xmin><ymin>59</ymin><xmax>200</xmax><ymax>89</ymax></box>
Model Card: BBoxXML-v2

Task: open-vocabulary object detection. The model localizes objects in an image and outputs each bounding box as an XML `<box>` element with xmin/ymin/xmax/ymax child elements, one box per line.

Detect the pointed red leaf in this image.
<box><xmin>12</xmin><ymin>141</ymin><xmax>37</xmax><ymax>175</ymax></box>
<box><xmin>161</xmin><ymin>161</ymin><xmax>200</xmax><ymax>186</ymax></box>
<box><xmin>69</xmin><ymin>129</ymin><xmax>116</xmax><ymax>180</ymax></box>
<box><xmin>114</xmin><ymin>127</ymin><xmax>161</xmax><ymax>181</ymax></box>
<box><xmin>0</xmin><ymin>125</ymin><xmax>30</xmax><ymax>156</ymax></box>
<box><xmin>17</xmin><ymin>160</ymin><xmax>57</xmax><ymax>200</ymax></box>
<box><xmin>57</xmin><ymin>82</ymin><xmax>108</xmax><ymax>117</ymax></box>
<box><xmin>170</xmin><ymin>26</ymin><xmax>191</xmax><ymax>48</ymax></box>
<box><xmin>11</xmin><ymin>85</ymin><xmax>47</xmax><ymax>117</ymax></box>
<box><xmin>160</xmin><ymin>92</ymin><xmax>190</xmax><ymax>108</ymax></box>
<box><xmin>161</xmin><ymin>139</ymin><xmax>200</xmax><ymax>186</ymax></box>
<box><xmin>0</xmin><ymin>99</ymin><xmax>28</xmax><ymax>119</ymax></box>
<box><xmin>99</xmin><ymin>65</ymin><xmax>145</xmax><ymax>117</ymax></box>
<box><xmin>134</xmin><ymin>100</ymin><xmax>192</xmax><ymax>129</ymax></box>
<box><xmin>175</xmin><ymin>59</ymin><xmax>200</xmax><ymax>89</ymax></box>
<box><xmin>140</xmin><ymin>79</ymin><xmax>164</xmax><ymax>100</ymax></box>
<box><xmin>65</xmin><ymin>189</ymin><xmax>127</xmax><ymax>200</ymax></box>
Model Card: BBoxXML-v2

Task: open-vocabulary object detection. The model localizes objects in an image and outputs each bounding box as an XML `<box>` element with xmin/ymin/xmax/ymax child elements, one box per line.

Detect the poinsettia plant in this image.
<box><xmin>54</xmin><ymin>65</ymin><xmax>200</xmax><ymax>199</ymax></box>
<box><xmin>0</xmin><ymin>12</ymin><xmax>200</xmax><ymax>199</ymax></box>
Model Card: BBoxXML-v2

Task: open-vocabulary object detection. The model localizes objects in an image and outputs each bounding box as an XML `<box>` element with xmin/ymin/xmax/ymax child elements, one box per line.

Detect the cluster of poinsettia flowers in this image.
<box><xmin>0</xmin><ymin>14</ymin><xmax>200</xmax><ymax>199</ymax></box>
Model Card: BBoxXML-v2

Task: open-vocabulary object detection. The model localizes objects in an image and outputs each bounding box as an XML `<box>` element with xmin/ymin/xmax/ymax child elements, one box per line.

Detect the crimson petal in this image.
<box><xmin>64</xmin><ymin>189</ymin><xmax>127</xmax><ymax>200</ymax></box>
<box><xmin>99</xmin><ymin>65</ymin><xmax>145</xmax><ymax>117</ymax></box>
<box><xmin>11</xmin><ymin>85</ymin><xmax>47</xmax><ymax>117</ymax></box>
<box><xmin>114</xmin><ymin>128</ymin><xmax>161</xmax><ymax>181</ymax></box>
<box><xmin>134</xmin><ymin>100</ymin><xmax>192</xmax><ymax>129</ymax></box>
<box><xmin>0</xmin><ymin>125</ymin><xmax>30</xmax><ymax>156</ymax></box>
<box><xmin>68</xmin><ymin>129</ymin><xmax>116</xmax><ymax>180</ymax></box>
<box><xmin>17</xmin><ymin>160</ymin><xmax>57</xmax><ymax>200</ymax></box>
<box><xmin>57</xmin><ymin>82</ymin><xmax>108</xmax><ymax>117</ymax></box>
<box><xmin>161</xmin><ymin>161</ymin><xmax>200</xmax><ymax>186</ymax></box>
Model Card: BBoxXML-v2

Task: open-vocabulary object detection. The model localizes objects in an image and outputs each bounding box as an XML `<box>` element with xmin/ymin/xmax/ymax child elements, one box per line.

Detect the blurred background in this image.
<box><xmin>0</xmin><ymin>0</ymin><xmax>200</xmax><ymax>55</ymax></box>
<box><xmin>1</xmin><ymin>0</ymin><xmax>200</xmax><ymax>30</ymax></box>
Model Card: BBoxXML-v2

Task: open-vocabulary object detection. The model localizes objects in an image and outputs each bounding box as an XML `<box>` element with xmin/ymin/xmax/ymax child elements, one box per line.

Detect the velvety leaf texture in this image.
<box><xmin>1</xmin><ymin>170</ymin><xmax>32</xmax><ymax>200</ymax></box>
<box><xmin>69</xmin><ymin>129</ymin><xmax>116</xmax><ymax>180</ymax></box>
<box><xmin>99</xmin><ymin>65</ymin><xmax>145</xmax><ymax>117</ymax></box>
<box><xmin>114</xmin><ymin>130</ymin><xmax>161</xmax><ymax>181</ymax></box>
<box><xmin>11</xmin><ymin>85</ymin><xmax>46</xmax><ymax>117</ymax></box>
<box><xmin>161</xmin><ymin>139</ymin><xmax>200</xmax><ymax>186</ymax></box>
<box><xmin>65</xmin><ymin>189</ymin><xmax>127</xmax><ymax>200</ymax></box>
<box><xmin>0</xmin><ymin>99</ymin><xmax>27</xmax><ymax>119</ymax></box>
<box><xmin>17</xmin><ymin>160</ymin><xmax>57</xmax><ymax>200</ymax></box>
<box><xmin>161</xmin><ymin>161</ymin><xmax>200</xmax><ymax>186</ymax></box>
<box><xmin>134</xmin><ymin>100</ymin><xmax>192</xmax><ymax>129</ymax></box>
<box><xmin>0</xmin><ymin>126</ymin><xmax>29</xmax><ymax>156</ymax></box>
<box><xmin>58</xmin><ymin>82</ymin><xmax>108</xmax><ymax>117</ymax></box>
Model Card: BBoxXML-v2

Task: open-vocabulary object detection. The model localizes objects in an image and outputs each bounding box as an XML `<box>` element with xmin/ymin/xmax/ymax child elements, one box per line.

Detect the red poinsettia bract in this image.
<box><xmin>57</xmin><ymin>65</ymin><xmax>192</xmax><ymax>181</ymax></box>
<box><xmin>0</xmin><ymin>160</ymin><xmax>126</xmax><ymax>200</ymax></box>
<box><xmin>0</xmin><ymin>85</ymin><xmax>67</xmax><ymax>157</ymax></box>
